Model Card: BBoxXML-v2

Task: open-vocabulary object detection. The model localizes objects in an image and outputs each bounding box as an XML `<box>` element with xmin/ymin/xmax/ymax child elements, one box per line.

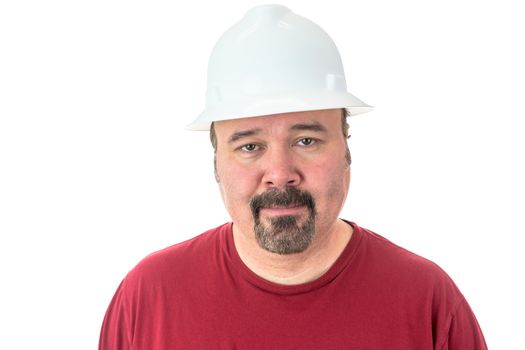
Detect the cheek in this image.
<box><xmin>218</xmin><ymin>162</ymin><xmax>262</xmax><ymax>228</ymax></box>
<box><xmin>309</xmin><ymin>157</ymin><xmax>350</xmax><ymax>208</ymax></box>
<box><xmin>217</xmin><ymin>158</ymin><xmax>260</xmax><ymax>205</ymax></box>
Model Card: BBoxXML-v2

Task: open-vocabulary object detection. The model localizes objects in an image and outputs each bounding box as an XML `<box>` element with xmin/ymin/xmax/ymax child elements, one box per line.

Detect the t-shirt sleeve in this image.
<box><xmin>99</xmin><ymin>279</ymin><xmax>133</xmax><ymax>350</ymax></box>
<box><xmin>439</xmin><ymin>297</ymin><xmax>488</xmax><ymax>350</ymax></box>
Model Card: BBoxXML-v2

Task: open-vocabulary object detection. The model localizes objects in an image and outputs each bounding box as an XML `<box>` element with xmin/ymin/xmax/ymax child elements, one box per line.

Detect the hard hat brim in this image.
<box><xmin>186</xmin><ymin>91</ymin><xmax>373</xmax><ymax>131</ymax></box>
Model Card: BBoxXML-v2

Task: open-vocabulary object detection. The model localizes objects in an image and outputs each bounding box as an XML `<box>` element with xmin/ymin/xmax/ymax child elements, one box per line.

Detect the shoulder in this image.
<box><xmin>122</xmin><ymin>222</ymin><xmax>231</xmax><ymax>288</ymax></box>
<box><xmin>354</xmin><ymin>223</ymin><xmax>463</xmax><ymax>298</ymax></box>
<box><xmin>351</xmin><ymin>223</ymin><xmax>487</xmax><ymax>348</ymax></box>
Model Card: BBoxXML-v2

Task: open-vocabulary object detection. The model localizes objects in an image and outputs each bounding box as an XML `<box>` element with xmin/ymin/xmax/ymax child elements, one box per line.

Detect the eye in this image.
<box><xmin>240</xmin><ymin>144</ymin><xmax>259</xmax><ymax>152</ymax></box>
<box><xmin>296</xmin><ymin>138</ymin><xmax>316</xmax><ymax>146</ymax></box>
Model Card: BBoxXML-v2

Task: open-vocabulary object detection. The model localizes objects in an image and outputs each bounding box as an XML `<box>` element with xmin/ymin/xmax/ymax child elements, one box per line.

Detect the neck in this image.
<box><xmin>232</xmin><ymin>219</ymin><xmax>353</xmax><ymax>285</ymax></box>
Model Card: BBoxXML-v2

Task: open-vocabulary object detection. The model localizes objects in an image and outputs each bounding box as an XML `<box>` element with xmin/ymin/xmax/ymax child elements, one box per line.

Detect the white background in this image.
<box><xmin>1</xmin><ymin>0</ymin><xmax>523</xmax><ymax>349</ymax></box>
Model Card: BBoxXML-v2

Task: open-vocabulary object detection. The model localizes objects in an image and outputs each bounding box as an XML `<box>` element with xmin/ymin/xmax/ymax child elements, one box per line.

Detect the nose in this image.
<box><xmin>261</xmin><ymin>146</ymin><xmax>302</xmax><ymax>189</ymax></box>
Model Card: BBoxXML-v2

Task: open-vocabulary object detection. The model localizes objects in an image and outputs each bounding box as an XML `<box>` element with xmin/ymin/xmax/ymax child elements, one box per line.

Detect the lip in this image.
<box><xmin>260</xmin><ymin>205</ymin><xmax>307</xmax><ymax>216</ymax></box>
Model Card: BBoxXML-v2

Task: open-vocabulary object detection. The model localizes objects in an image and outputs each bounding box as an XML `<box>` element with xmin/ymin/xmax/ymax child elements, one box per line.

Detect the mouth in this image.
<box><xmin>259</xmin><ymin>205</ymin><xmax>307</xmax><ymax>216</ymax></box>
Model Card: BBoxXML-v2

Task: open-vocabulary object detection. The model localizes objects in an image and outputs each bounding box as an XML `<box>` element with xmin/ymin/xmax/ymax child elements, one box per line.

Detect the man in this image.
<box><xmin>100</xmin><ymin>4</ymin><xmax>487</xmax><ymax>349</ymax></box>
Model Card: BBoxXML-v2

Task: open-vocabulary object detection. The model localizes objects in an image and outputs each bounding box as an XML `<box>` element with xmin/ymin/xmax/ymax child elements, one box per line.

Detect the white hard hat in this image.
<box><xmin>186</xmin><ymin>4</ymin><xmax>373</xmax><ymax>131</ymax></box>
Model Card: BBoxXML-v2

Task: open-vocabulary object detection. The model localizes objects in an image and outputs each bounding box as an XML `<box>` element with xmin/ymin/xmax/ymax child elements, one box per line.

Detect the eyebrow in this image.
<box><xmin>289</xmin><ymin>122</ymin><xmax>327</xmax><ymax>133</ymax></box>
<box><xmin>227</xmin><ymin>122</ymin><xmax>327</xmax><ymax>144</ymax></box>
<box><xmin>228</xmin><ymin>128</ymin><xmax>262</xmax><ymax>143</ymax></box>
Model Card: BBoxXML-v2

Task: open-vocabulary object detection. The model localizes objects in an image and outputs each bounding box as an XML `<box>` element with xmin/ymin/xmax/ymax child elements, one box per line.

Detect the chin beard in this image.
<box><xmin>250</xmin><ymin>187</ymin><xmax>316</xmax><ymax>255</ymax></box>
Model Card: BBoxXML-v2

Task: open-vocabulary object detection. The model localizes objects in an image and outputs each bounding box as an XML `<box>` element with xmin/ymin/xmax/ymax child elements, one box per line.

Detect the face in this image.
<box><xmin>213</xmin><ymin>109</ymin><xmax>351</xmax><ymax>255</ymax></box>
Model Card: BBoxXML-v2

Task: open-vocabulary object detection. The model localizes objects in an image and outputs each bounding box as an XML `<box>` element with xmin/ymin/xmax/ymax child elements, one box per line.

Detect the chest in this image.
<box><xmin>130</xmin><ymin>280</ymin><xmax>435</xmax><ymax>349</ymax></box>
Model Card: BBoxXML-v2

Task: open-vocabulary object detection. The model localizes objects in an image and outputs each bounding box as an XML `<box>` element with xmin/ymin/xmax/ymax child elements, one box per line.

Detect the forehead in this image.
<box><xmin>214</xmin><ymin>109</ymin><xmax>341</xmax><ymax>136</ymax></box>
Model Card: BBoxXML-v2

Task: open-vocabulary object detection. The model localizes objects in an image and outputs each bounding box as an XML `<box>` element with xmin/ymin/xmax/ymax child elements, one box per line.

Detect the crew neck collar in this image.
<box><xmin>223</xmin><ymin>220</ymin><xmax>364</xmax><ymax>295</ymax></box>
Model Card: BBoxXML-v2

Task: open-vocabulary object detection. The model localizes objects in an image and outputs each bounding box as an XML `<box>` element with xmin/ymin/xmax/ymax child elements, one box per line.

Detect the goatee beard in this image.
<box><xmin>249</xmin><ymin>187</ymin><xmax>316</xmax><ymax>255</ymax></box>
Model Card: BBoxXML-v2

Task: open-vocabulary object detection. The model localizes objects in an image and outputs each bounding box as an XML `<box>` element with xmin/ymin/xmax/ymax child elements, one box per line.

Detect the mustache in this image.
<box><xmin>249</xmin><ymin>187</ymin><xmax>316</xmax><ymax>218</ymax></box>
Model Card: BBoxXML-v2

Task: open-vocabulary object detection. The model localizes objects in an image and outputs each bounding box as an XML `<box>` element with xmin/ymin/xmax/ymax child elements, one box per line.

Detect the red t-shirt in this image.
<box><xmin>99</xmin><ymin>221</ymin><xmax>487</xmax><ymax>349</ymax></box>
